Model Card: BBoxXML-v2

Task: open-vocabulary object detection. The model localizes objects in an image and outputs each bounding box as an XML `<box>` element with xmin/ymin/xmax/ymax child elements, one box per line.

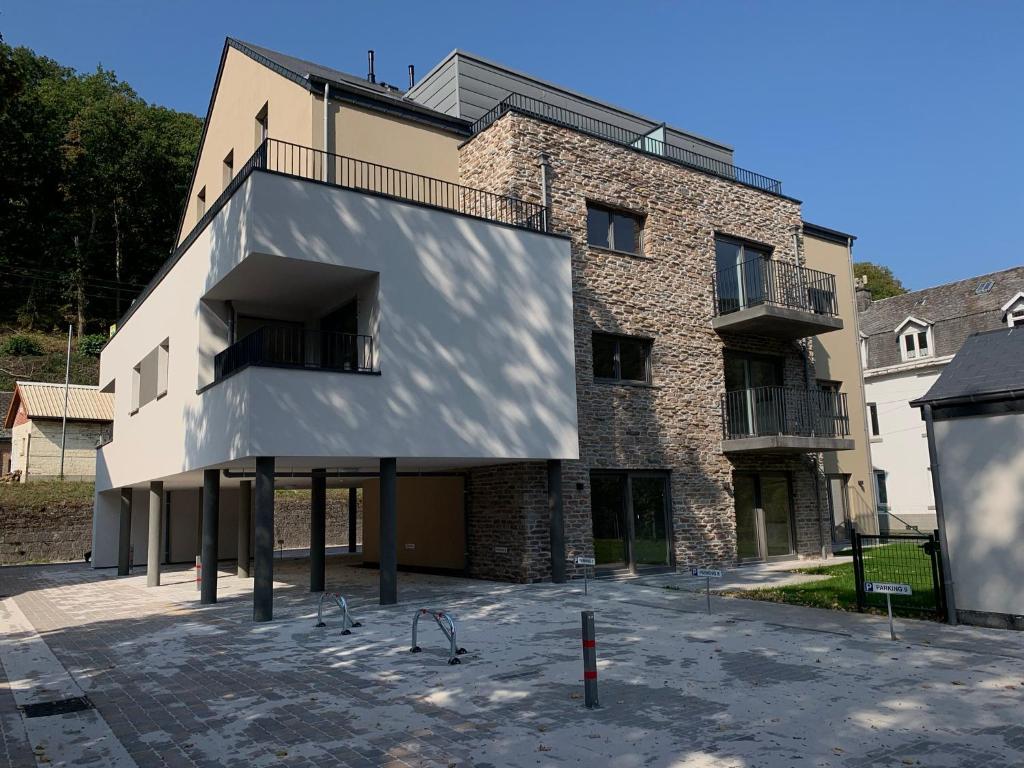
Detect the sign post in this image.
<box><xmin>864</xmin><ymin>582</ymin><xmax>912</xmax><ymax>640</ymax></box>
<box><xmin>575</xmin><ymin>555</ymin><xmax>596</xmax><ymax>595</ymax></box>
<box><xmin>691</xmin><ymin>567</ymin><xmax>723</xmax><ymax>614</ymax></box>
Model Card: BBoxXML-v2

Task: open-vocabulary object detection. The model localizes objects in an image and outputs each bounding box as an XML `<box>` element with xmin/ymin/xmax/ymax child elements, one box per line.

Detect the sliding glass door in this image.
<box><xmin>734</xmin><ymin>472</ymin><xmax>795</xmax><ymax>562</ymax></box>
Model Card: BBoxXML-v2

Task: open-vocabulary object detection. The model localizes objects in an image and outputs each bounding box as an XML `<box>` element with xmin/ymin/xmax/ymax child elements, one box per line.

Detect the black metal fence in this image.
<box><xmin>852</xmin><ymin>529</ymin><xmax>946</xmax><ymax>619</ymax></box>
<box><xmin>214</xmin><ymin>326</ymin><xmax>375</xmax><ymax>381</ymax></box>
<box><xmin>722</xmin><ymin>386</ymin><xmax>850</xmax><ymax>439</ymax></box>
<box><xmin>471</xmin><ymin>92</ymin><xmax>785</xmax><ymax>196</ymax></box>
<box><xmin>713</xmin><ymin>258</ymin><xmax>839</xmax><ymax>317</ymax></box>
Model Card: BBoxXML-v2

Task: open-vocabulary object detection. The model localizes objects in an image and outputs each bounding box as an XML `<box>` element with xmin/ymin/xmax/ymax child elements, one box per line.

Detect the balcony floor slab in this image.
<box><xmin>713</xmin><ymin>304</ymin><xmax>843</xmax><ymax>339</ymax></box>
<box><xmin>722</xmin><ymin>435</ymin><xmax>855</xmax><ymax>454</ymax></box>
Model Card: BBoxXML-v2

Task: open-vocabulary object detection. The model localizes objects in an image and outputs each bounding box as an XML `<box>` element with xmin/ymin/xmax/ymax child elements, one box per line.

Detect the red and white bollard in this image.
<box><xmin>581</xmin><ymin>610</ymin><xmax>599</xmax><ymax>708</ymax></box>
<box><xmin>195</xmin><ymin>555</ymin><xmax>202</xmax><ymax>592</ymax></box>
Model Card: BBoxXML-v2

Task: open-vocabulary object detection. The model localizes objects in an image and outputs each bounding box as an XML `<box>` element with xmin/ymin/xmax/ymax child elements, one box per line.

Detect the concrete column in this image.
<box><xmin>348</xmin><ymin>486</ymin><xmax>358</xmax><ymax>552</ymax></box>
<box><xmin>310</xmin><ymin>468</ymin><xmax>327</xmax><ymax>592</ymax></box>
<box><xmin>117</xmin><ymin>487</ymin><xmax>133</xmax><ymax>576</ymax></box>
<box><xmin>548</xmin><ymin>460</ymin><xmax>566</xmax><ymax>584</ymax></box>
<box><xmin>146</xmin><ymin>481</ymin><xmax>163</xmax><ymax>587</ymax></box>
<box><xmin>253</xmin><ymin>457</ymin><xmax>275</xmax><ymax>622</ymax></box>
<box><xmin>201</xmin><ymin>469</ymin><xmax>220</xmax><ymax>604</ymax></box>
<box><xmin>237</xmin><ymin>480</ymin><xmax>252</xmax><ymax>578</ymax></box>
<box><xmin>379</xmin><ymin>458</ymin><xmax>397</xmax><ymax>605</ymax></box>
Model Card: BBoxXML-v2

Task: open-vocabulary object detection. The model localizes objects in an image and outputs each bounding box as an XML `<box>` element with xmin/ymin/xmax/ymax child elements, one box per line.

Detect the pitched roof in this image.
<box><xmin>0</xmin><ymin>392</ymin><xmax>12</xmax><ymax>440</ymax></box>
<box><xmin>3</xmin><ymin>382</ymin><xmax>113</xmax><ymax>429</ymax></box>
<box><xmin>913</xmin><ymin>327</ymin><xmax>1024</xmax><ymax>406</ymax></box>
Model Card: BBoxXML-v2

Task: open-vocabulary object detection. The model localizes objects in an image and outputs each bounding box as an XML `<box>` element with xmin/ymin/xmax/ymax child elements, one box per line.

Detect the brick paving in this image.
<box><xmin>1</xmin><ymin>559</ymin><xmax>1023</xmax><ymax>767</ymax></box>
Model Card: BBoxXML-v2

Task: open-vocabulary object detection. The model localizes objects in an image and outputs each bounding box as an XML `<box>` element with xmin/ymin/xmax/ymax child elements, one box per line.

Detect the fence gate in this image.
<box><xmin>852</xmin><ymin>529</ymin><xmax>946</xmax><ymax>620</ymax></box>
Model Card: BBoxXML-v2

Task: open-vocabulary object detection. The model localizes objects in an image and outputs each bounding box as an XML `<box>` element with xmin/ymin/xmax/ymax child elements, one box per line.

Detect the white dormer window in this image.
<box><xmin>1002</xmin><ymin>292</ymin><xmax>1024</xmax><ymax>327</ymax></box>
<box><xmin>895</xmin><ymin>316</ymin><xmax>934</xmax><ymax>362</ymax></box>
<box><xmin>859</xmin><ymin>331</ymin><xmax>868</xmax><ymax>368</ymax></box>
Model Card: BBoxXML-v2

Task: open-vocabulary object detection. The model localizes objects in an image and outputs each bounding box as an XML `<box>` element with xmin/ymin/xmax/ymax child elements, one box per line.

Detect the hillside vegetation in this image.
<box><xmin>0</xmin><ymin>328</ymin><xmax>101</xmax><ymax>392</ymax></box>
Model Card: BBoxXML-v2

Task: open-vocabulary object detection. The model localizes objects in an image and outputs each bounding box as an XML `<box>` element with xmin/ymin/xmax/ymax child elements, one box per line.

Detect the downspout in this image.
<box><xmin>795</xmin><ymin>225</ymin><xmax>827</xmax><ymax>557</ymax></box>
<box><xmin>538</xmin><ymin>153</ymin><xmax>552</xmax><ymax>232</ymax></box>
<box><xmin>922</xmin><ymin>403</ymin><xmax>958</xmax><ymax>624</ymax></box>
<box><xmin>322</xmin><ymin>82</ymin><xmax>329</xmax><ymax>181</ymax></box>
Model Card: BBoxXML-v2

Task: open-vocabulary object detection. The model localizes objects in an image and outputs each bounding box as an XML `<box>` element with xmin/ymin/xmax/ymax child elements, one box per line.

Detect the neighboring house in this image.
<box><xmin>859</xmin><ymin>266</ymin><xmax>1024</xmax><ymax>533</ymax></box>
<box><xmin>912</xmin><ymin>327</ymin><xmax>1024</xmax><ymax>630</ymax></box>
<box><xmin>3</xmin><ymin>382</ymin><xmax>114</xmax><ymax>481</ymax></box>
<box><xmin>0</xmin><ymin>391</ymin><xmax>12</xmax><ymax>475</ymax></box>
<box><xmin>93</xmin><ymin>39</ymin><xmax>865</xmax><ymax>620</ymax></box>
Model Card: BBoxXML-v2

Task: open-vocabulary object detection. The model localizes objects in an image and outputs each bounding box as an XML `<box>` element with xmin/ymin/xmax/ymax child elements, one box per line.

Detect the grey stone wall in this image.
<box><xmin>460</xmin><ymin>112</ymin><xmax>827</xmax><ymax>578</ymax></box>
<box><xmin>273</xmin><ymin>489</ymin><xmax>361</xmax><ymax>550</ymax></box>
<box><xmin>0</xmin><ymin>500</ymin><xmax>93</xmax><ymax>564</ymax></box>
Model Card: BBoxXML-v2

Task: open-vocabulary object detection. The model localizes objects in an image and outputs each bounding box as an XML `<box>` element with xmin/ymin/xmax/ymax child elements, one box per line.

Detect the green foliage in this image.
<box><xmin>1</xmin><ymin>334</ymin><xmax>43</xmax><ymax>356</ymax></box>
<box><xmin>853</xmin><ymin>261</ymin><xmax>907</xmax><ymax>300</ymax></box>
<box><xmin>0</xmin><ymin>36</ymin><xmax>202</xmax><ymax>334</ymax></box>
<box><xmin>77</xmin><ymin>333</ymin><xmax>108</xmax><ymax>357</ymax></box>
<box><xmin>0</xmin><ymin>481</ymin><xmax>95</xmax><ymax>508</ymax></box>
<box><xmin>0</xmin><ymin>329</ymin><xmax>99</xmax><ymax>391</ymax></box>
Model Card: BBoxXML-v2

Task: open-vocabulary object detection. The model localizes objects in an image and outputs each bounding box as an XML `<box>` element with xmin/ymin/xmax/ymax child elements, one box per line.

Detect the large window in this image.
<box><xmin>255</xmin><ymin>102</ymin><xmax>269</xmax><ymax>147</ymax></box>
<box><xmin>586</xmin><ymin>203</ymin><xmax>643</xmax><ymax>255</ymax></box>
<box><xmin>592</xmin><ymin>333</ymin><xmax>651</xmax><ymax>383</ymax></box>
<box><xmin>874</xmin><ymin>469</ymin><xmax>889</xmax><ymax>512</ymax></box>
<box><xmin>714</xmin><ymin>236</ymin><xmax>772</xmax><ymax>314</ymax></box>
<box><xmin>222</xmin><ymin>150</ymin><xmax>234</xmax><ymax>190</ymax></box>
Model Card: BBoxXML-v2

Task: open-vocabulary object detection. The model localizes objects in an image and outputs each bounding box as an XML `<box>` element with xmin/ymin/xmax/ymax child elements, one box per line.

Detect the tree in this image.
<box><xmin>853</xmin><ymin>261</ymin><xmax>907</xmax><ymax>300</ymax></box>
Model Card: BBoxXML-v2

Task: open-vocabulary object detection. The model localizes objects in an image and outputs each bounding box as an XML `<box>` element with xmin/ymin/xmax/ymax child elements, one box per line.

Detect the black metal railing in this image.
<box><xmin>471</xmin><ymin>93</ymin><xmax>784</xmax><ymax>196</ymax></box>
<box><xmin>721</xmin><ymin>386</ymin><xmax>850</xmax><ymax>440</ymax></box>
<box><xmin>852</xmin><ymin>529</ymin><xmax>946</xmax><ymax>619</ymax></box>
<box><xmin>713</xmin><ymin>258</ymin><xmax>839</xmax><ymax>318</ymax></box>
<box><xmin>261</xmin><ymin>138</ymin><xmax>547</xmax><ymax>231</ymax></box>
<box><xmin>214</xmin><ymin>326</ymin><xmax>376</xmax><ymax>381</ymax></box>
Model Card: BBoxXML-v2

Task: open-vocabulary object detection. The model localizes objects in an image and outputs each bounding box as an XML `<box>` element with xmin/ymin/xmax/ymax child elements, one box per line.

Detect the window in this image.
<box><xmin>196</xmin><ymin>186</ymin><xmax>206</xmax><ymax>218</ymax></box>
<box><xmin>222</xmin><ymin>150</ymin><xmax>234</xmax><ymax>189</ymax></box>
<box><xmin>873</xmin><ymin>470</ymin><xmax>889</xmax><ymax>512</ymax></box>
<box><xmin>895</xmin><ymin>317</ymin><xmax>933</xmax><ymax>362</ymax></box>
<box><xmin>867</xmin><ymin>402</ymin><xmax>880</xmax><ymax>437</ymax></box>
<box><xmin>131</xmin><ymin>338</ymin><xmax>170</xmax><ymax>414</ymax></box>
<box><xmin>860</xmin><ymin>333</ymin><xmax>868</xmax><ymax>368</ymax></box>
<box><xmin>586</xmin><ymin>203</ymin><xmax>643</xmax><ymax>255</ymax></box>
<box><xmin>714</xmin><ymin>236</ymin><xmax>772</xmax><ymax>314</ymax></box>
<box><xmin>255</xmin><ymin>102</ymin><xmax>269</xmax><ymax>147</ymax></box>
<box><xmin>592</xmin><ymin>332</ymin><xmax>651</xmax><ymax>383</ymax></box>
<box><xmin>1002</xmin><ymin>294</ymin><xmax>1024</xmax><ymax>327</ymax></box>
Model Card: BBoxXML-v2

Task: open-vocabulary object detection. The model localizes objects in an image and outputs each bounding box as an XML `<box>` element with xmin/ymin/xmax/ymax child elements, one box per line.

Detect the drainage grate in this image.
<box><xmin>19</xmin><ymin>696</ymin><xmax>94</xmax><ymax>718</ymax></box>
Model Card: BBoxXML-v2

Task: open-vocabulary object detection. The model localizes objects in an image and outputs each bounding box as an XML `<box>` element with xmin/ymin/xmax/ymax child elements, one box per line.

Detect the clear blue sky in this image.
<box><xmin>4</xmin><ymin>1</ymin><xmax>1022</xmax><ymax>290</ymax></box>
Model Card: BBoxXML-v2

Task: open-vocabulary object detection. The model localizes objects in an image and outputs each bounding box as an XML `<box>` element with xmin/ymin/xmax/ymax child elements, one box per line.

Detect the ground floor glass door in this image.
<box><xmin>590</xmin><ymin>471</ymin><xmax>672</xmax><ymax>572</ymax></box>
<box><xmin>734</xmin><ymin>472</ymin><xmax>795</xmax><ymax>562</ymax></box>
<box><xmin>827</xmin><ymin>474</ymin><xmax>850</xmax><ymax>544</ymax></box>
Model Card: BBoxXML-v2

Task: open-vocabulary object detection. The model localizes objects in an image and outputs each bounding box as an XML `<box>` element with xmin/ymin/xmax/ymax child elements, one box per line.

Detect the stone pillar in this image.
<box><xmin>118</xmin><ymin>487</ymin><xmax>133</xmax><ymax>576</ymax></box>
<box><xmin>201</xmin><ymin>469</ymin><xmax>220</xmax><ymax>604</ymax></box>
<box><xmin>379</xmin><ymin>458</ymin><xmax>397</xmax><ymax>605</ymax></box>
<box><xmin>237</xmin><ymin>480</ymin><xmax>252</xmax><ymax>578</ymax></box>
<box><xmin>253</xmin><ymin>457</ymin><xmax>275</xmax><ymax>622</ymax></box>
<box><xmin>310</xmin><ymin>468</ymin><xmax>327</xmax><ymax>592</ymax></box>
<box><xmin>348</xmin><ymin>486</ymin><xmax>358</xmax><ymax>553</ymax></box>
<box><xmin>146</xmin><ymin>481</ymin><xmax>163</xmax><ymax>587</ymax></box>
<box><xmin>548</xmin><ymin>460</ymin><xmax>566</xmax><ymax>584</ymax></box>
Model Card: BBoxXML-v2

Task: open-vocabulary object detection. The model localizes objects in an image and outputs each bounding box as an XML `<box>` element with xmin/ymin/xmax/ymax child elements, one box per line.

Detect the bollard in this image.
<box><xmin>195</xmin><ymin>555</ymin><xmax>201</xmax><ymax>592</ymax></box>
<box><xmin>581</xmin><ymin>610</ymin><xmax>599</xmax><ymax>709</ymax></box>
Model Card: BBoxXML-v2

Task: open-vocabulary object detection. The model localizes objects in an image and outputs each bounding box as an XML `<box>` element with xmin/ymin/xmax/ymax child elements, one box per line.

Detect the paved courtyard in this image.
<box><xmin>1</xmin><ymin>558</ymin><xmax>1023</xmax><ymax>767</ymax></box>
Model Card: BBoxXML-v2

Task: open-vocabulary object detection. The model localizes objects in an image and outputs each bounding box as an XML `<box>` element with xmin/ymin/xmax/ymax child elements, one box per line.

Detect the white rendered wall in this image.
<box><xmin>934</xmin><ymin>412</ymin><xmax>1024</xmax><ymax>618</ymax></box>
<box><xmin>864</xmin><ymin>365</ymin><xmax>943</xmax><ymax>528</ymax></box>
<box><xmin>95</xmin><ymin>172</ymin><xmax>578</xmax><ymax>493</ymax></box>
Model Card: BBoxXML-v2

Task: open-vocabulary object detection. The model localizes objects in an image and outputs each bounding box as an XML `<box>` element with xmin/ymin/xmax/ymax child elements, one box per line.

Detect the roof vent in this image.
<box><xmin>976</xmin><ymin>280</ymin><xmax>995</xmax><ymax>294</ymax></box>
<box><xmin>367</xmin><ymin>50</ymin><xmax>376</xmax><ymax>84</ymax></box>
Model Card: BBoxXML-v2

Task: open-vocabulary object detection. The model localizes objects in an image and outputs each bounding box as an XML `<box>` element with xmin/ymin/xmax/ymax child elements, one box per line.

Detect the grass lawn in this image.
<box><xmin>726</xmin><ymin>542</ymin><xmax>941</xmax><ymax>619</ymax></box>
<box><xmin>0</xmin><ymin>480</ymin><xmax>95</xmax><ymax>507</ymax></box>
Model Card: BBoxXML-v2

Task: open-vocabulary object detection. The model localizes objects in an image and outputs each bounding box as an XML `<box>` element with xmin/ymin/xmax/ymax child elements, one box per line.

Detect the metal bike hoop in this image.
<box><xmin>315</xmin><ymin>592</ymin><xmax>362</xmax><ymax>635</ymax></box>
<box><xmin>410</xmin><ymin>608</ymin><xmax>468</xmax><ymax>665</ymax></box>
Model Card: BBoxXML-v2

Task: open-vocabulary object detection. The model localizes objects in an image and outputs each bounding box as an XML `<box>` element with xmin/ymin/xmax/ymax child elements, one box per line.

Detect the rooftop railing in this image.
<box><xmin>471</xmin><ymin>93</ymin><xmax>784</xmax><ymax>196</ymax></box>
<box><xmin>713</xmin><ymin>258</ymin><xmax>839</xmax><ymax>317</ymax></box>
<box><xmin>722</xmin><ymin>386</ymin><xmax>850</xmax><ymax>441</ymax></box>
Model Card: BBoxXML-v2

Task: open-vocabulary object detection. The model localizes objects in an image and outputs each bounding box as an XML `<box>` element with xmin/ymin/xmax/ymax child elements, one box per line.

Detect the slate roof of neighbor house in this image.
<box><xmin>0</xmin><ymin>392</ymin><xmax>12</xmax><ymax>439</ymax></box>
<box><xmin>2</xmin><ymin>382</ymin><xmax>114</xmax><ymax>429</ymax></box>
<box><xmin>912</xmin><ymin>327</ymin><xmax>1024</xmax><ymax>405</ymax></box>
<box><xmin>859</xmin><ymin>265</ymin><xmax>1024</xmax><ymax>370</ymax></box>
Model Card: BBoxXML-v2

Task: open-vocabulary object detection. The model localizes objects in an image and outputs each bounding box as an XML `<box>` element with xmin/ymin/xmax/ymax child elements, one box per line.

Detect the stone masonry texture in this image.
<box><xmin>460</xmin><ymin>112</ymin><xmax>830</xmax><ymax>581</ymax></box>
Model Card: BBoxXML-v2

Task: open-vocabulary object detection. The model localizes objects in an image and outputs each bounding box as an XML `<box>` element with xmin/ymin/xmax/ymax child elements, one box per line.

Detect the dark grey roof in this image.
<box><xmin>0</xmin><ymin>391</ymin><xmax>12</xmax><ymax>439</ymax></box>
<box><xmin>859</xmin><ymin>264</ymin><xmax>1024</xmax><ymax>369</ymax></box>
<box><xmin>913</xmin><ymin>327</ymin><xmax>1024</xmax><ymax>405</ymax></box>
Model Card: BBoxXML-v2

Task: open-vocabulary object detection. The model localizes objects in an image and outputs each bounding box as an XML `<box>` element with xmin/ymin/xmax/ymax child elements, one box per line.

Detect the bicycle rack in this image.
<box><xmin>410</xmin><ymin>608</ymin><xmax>468</xmax><ymax>665</ymax></box>
<box><xmin>315</xmin><ymin>592</ymin><xmax>362</xmax><ymax>635</ymax></box>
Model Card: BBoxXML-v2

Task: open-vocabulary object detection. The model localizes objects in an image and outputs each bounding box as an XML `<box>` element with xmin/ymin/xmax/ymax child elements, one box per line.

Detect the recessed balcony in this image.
<box><xmin>721</xmin><ymin>386</ymin><xmax>854</xmax><ymax>454</ymax></box>
<box><xmin>214</xmin><ymin>326</ymin><xmax>377</xmax><ymax>383</ymax></box>
<box><xmin>712</xmin><ymin>259</ymin><xmax>844</xmax><ymax>339</ymax></box>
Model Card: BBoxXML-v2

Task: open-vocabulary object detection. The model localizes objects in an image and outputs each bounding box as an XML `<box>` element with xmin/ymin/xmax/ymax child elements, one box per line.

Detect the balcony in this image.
<box><xmin>214</xmin><ymin>326</ymin><xmax>376</xmax><ymax>383</ymax></box>
<box><xmin>712</xmin><ymin>259</ymin><xmax>844</xmax><ymax>339</ymax></box>
<box><xmin>721</xmin><ymin>386</ymin><xmax>854</xmax><ymax>454</ymax></box>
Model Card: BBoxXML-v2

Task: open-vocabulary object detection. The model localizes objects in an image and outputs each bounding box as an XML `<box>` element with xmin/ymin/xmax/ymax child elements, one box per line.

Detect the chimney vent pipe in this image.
<box><xmin>367</xmin><ymin>50</ymin><xmax>376</xmax><ymax>83</ymax></box>
<box><xmin>408</xmin><ymin>64</ymin><xmax>415</xmax><ymax>89</ymax></box>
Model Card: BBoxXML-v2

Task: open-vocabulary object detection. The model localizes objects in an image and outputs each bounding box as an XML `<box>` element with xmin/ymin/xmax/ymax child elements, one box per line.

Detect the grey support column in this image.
<box><xmin>237</xmin><ymin>480</ymin><xmax>252</xmax><ymax>578</ymax></box>
<box><xmin>253</xmin><ymin>457</ymin><xmax>275</xmax><ymax>622</ymax></box>
<box><xmin>310</xmin><ymin>469</ymin><xmax>327</xmax><ymax>592</ymax></box>
<box><xmin>348</xmin><ymin>486</ymin><xmax>358</xmax><ymax>552</ymax></box>
<box><xmin>146</xmin><ymin>481</ymin><xmax>163</xmax><ymax>587</ymax></box>
<box><xmin>117</xmin><ymin>487</ymin><xmax>133</xmax><ymax>576</ymax></box>
<box><xmin>379</xmin><ymin>458</ymin><xmax>397</xmax><ymax>605</ymax></box>
<box><xmin>201</xmin><ymin>469</ymin><xmax>220</xmax><ymax>604</ymax></box>
<box><xmin>548</xmin><ymin>460</ymin><xmax>566</xmax><ymax>584</ymax></box>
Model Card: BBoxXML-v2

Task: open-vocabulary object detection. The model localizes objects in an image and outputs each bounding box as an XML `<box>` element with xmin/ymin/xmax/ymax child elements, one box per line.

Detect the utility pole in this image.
<box><xmin>59</xmin><ymin>324</ymin><xmax>71</xmax><ymax>480</ymax></box>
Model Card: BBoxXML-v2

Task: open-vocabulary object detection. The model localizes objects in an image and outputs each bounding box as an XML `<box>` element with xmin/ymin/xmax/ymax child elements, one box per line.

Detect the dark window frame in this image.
<box><xmin>586</xmin><ymin>201</ymin><xmax>645</xmax><ymax>256</ymax></box>
<box><xmin>867</xmin><ymin>402</ymin><xmax>880</xmax><ymax>437</ymax></box>
<box><xmin>592</xmin><ymin>332</ymin><xmax>653</xmax><ymax>384</ymax></box>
